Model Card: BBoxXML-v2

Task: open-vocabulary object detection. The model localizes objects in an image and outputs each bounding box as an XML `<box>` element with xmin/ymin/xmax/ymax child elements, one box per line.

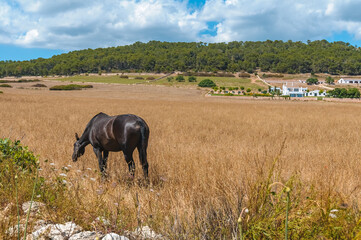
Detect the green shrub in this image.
<box><xmin>146</xmin><ymin>76</ymin><xmax>155</xmax><ymax>80</ymax></box>
<box><xmin>246</xmin><ymin>88</ymin><xmax>251</xmax><ymax>92</ymax></box>
<box><xmin>198</xmin><ymin>79</ymin><xmax>216</xmax><ymax>87</ymax></box>
<box><xmin>0</xmin><ymin>84</ymin><xmax>12</xmax><ymax>88</ymax></box>
<box><xmin>188</xmin><ymin>76</ymin><xmax>197</xmax><ymax>82</ymax></box>
<box><xmin>176</xmin><ymin>75</ymin><xmax>185</xmax><ymax>82</ymax></box>
<box><xmin>239</xmin><ymin>73</ymin><xmax>251</xmax><ymax>78</ymax></box>
<box><xmin>17</xmin><ymin>79</ymin><xmax>40</xmax><ymax>83</ymax></box>
<box><xmin>306</xmin><ymin>78</ymin><xmax>318</xmax><ymax>85</ymax></box>
<box><xmin>0</xmin><ymin>138</ymin><xmax>39</xmax><ymax>172</ymax></box>
<box><xmin>31</xmin><ymin>84</ymin><xmax>47</xmax><ymax>88</ymax></box>
<box><xmin>49</xmin><ymin>84</ymin><xmax>93</xmax><ymax>91</ymax></box>
<box><xmin>328</xmin><ymin>88</ymin><xmax>360</xmax><ymax>98</ymax></box>
<box><xmin>167</xmin><ymin>77</ymin><xmax>174</xmax><ymax>82</ymax></box>
<box><xmin>325</xmin><ymin>76</ymin><xmax>334</xmax><ymax>84</ymax></box>
<box><xmin>0</xmin><ymin>91</ymin><xmax>3</xmax><ymax>94</ymax></box>
<box><xmin>120</xmin><ymin>75</ymin><xmax>129</xmax><ymax>78</ymax></box>
<box><xmin>240</xmin><ymin>86</ymin><xmax>245</xmax><ymax>90</ymax></box>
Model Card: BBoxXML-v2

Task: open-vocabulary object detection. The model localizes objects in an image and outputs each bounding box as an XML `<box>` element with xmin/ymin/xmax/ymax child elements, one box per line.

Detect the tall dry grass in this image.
<box><xmin>1</xmin><ymin>89</ymin><xmax>361</xmax><ymax>238</ymax></box>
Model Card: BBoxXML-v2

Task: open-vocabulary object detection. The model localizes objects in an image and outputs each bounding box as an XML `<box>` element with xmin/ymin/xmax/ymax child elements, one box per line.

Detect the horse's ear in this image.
<box><xmin>75</xmin><ymin>133</ymin><xmax>79</xmax><ymax>141</ymax></box>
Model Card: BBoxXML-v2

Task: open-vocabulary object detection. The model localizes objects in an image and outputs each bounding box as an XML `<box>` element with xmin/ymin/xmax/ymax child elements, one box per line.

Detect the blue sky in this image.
<box><xmin>1</xmin><ymin>0</ymin><xmax>361</xmax><ymax>61</ymax></box>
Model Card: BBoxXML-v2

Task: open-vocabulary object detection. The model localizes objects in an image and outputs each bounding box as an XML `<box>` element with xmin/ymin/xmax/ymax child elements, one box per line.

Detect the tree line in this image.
<box><xmin>2</xmin><ymin>40</ymin><xmax>361</xmax><ymax>77</ymax></box>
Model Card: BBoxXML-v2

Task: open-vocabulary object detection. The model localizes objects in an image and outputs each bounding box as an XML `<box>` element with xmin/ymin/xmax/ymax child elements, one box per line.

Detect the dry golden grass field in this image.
<box><xmin>1</xmin><ymin>81</ymin><xmax>361</xmax><ymax>239</ymax></box>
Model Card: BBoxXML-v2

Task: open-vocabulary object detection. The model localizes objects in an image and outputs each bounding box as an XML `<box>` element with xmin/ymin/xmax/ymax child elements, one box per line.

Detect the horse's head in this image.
<box><xmin>72</xmin><ymin>133</ymin><xmax>85</xmax><ymax>162</ymax></box>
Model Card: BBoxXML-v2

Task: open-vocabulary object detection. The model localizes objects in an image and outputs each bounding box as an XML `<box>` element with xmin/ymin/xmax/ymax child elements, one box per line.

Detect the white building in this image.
<box><xmin>282</xmin><ymin>84</ymin><xmax>308</xmax><ymax>97</ymax></box>
<box><xmin>338</xmin><ymin>78</ymin><xmax>361</xmax><ymax>84</ymax></box>
<box><xmin>304</xmin><ymin>90</ymin><xmax>326</xmax><ymax>97</ymax></box>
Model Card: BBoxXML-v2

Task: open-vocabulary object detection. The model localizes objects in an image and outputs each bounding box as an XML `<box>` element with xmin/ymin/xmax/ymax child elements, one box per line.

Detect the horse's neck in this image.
<box><xmin>79</xmin><ymin>127</ymin><xmax>91</xmax><ymax>145</ymax></box>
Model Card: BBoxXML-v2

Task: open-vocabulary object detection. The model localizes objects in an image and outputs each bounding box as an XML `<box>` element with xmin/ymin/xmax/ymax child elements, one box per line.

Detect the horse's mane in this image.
<box><xmin>82</xmin><ymin>112</ymin><xmax>108</xmax><ymax>135</ymax></box>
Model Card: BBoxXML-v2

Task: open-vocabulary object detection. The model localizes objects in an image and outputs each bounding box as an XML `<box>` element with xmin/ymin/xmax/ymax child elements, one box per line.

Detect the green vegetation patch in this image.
<box><xmin>0</xmin><ymin>84</ymin><xmax>12</xmax><ymax>88</ymax></box>
<box><xmin>17</xmin><ymin>79</ymin><xmax>40</xmax><ymax>83</ymax></box>
<box><xmin>198</xmin><ymin>79</ymin><xmax>216</xmax><ymax>87</ymax></box>
<box><xmin>328</xmin><ymin>88</ymin><xmax>360</xmax><ymax>98</ymax></box>
<box><xmin>49</xmin><ymin>84</ymin><xmax>93</xmax><ymax>91</ymax></box>
<box><xmin>31</xmin><ymin>83</ymin><xmax>47</xmax><ymax>88</ymax></box>
<box><xmin>0</xmin><ymin>138</ymin><xmax>39</xmax><ymax>172</ymax></box>
<box><xmin>62</xmin><ymin>75</ymin><xmax>155</xmax><ymax>84</ymax></box>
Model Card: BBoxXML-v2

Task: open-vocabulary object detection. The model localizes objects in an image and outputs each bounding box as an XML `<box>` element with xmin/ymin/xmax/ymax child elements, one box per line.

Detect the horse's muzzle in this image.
<box><xmin>72</xmin><ymin>154</ymin><xmax>78</xmax><ymax>162</ymax></box>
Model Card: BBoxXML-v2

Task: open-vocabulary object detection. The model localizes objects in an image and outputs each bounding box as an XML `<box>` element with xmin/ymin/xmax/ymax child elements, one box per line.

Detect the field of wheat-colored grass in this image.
<box><xmin>1</xmin><ymin>86</ymin><xmax>361</xmax><ymax>238</ymax></box>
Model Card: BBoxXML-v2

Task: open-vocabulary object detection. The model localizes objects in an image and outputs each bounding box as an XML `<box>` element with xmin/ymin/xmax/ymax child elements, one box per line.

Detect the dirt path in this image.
<box><xmin>256</xmin><ymin>75</ymin><xmax>272</xmax><ymax>86</ymax></box>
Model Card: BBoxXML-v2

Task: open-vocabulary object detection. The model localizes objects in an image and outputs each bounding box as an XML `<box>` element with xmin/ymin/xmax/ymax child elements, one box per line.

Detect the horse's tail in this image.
<box><xmin>137</xmin><ymin>119</ymin><xmax>149</xmax><ymax>179</ymax></box>
<box><xmin>138</xmin><ymin>119</ymin><xmax>149</xmax><ymax>149</ymax></box>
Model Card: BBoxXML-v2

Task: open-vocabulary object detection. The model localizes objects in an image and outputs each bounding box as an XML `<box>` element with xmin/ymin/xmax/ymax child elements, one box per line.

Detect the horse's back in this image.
<box><xmin>90</xmin><ymin>113</ymin><xmax>147</xmax><ymax>152</ymax></box>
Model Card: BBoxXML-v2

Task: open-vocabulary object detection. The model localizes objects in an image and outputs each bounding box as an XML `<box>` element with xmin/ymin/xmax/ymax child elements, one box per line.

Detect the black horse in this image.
<box><xmin>72</xmin><ymin>113</ymin><xmax>149</xmax><ymax>179</ymax></box>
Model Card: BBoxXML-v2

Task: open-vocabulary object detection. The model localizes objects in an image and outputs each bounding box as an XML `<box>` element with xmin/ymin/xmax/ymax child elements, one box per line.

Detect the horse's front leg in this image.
<box><xmin>93</xmin><ymin>147</ymin><xmax>106</xmax><ymax>177</ymax></box>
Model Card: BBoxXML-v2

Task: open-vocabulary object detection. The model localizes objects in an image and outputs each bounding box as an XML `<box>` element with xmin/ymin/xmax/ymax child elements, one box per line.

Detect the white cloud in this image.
<box><xmin>1</xmin><ymin>0</ymin><xmax>361</xmax><ymax>50</ymax></box>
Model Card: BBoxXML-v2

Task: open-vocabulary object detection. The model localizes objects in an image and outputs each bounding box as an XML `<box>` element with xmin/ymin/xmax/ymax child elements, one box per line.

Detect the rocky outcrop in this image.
<box><xmin>31</xmin><ymin>221</ymin><xmax>82</xmax><ymax>239</ymax></box>
<box><xmin>131</xmin><ymin>226</ymin><xmax>164</xmax><ymax>239</ymax></box>
<box><xmin>102</xmin><ymin>233</ymin><xmax>129</xmax><ymax>240</ymax></box>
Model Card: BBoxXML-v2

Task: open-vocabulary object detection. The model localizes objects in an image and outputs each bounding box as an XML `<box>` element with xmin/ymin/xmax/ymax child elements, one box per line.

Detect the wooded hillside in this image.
<box><xmin>1</xmin><ymin>40</ymin><xmax>361</xmax><ymax>76</ymax></box>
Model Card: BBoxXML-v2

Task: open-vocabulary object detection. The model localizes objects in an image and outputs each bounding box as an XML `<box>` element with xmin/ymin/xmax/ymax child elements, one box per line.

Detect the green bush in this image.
<box><xmin>0</xmin><ymin>138</ymin><xmax>39</xmax><ymax>172</ymax></box>
<box><xmin>49</xmin><ymin>84</ymin><xmax>93</xmax><ymax>90</ymax></box>
<box><xmin>188</xmin><ymin>76</ymin><xmax>197</xmax><ymax>82</ymax></box>
<box><xmin>306</xmin><ymin>78</ymin><xmax>318</xmax><ymax>85</ymax></box>
<box><xmin>0</xmin><ymin>84</ymin><xmax>12</xmax><ymax>88</ymax></box>
<box><xmin>32</xmin><ymin>83</ymin><xmax>47</xmax><ymax>88</ymax></box>
<box><xmin>146</xmin><ymin>76</ymin><xmax>155</xmax><ymax>80</ymax></box>
<box><xmin>17</xmin><ymin>79</ymin><xmax>40</xmax><ymax>83</ymax></box>
<box><xmin>0</xmin><ymin>91</ymin><xmax>3</xmax><ymax>94</ymax></box>
<box><xmin>239</xmin><ymin>73</ymin><xmax>251</xmax><ymax>78</ymax></box>
<box><xmin>328</xmin><ymin>88</ymin><xmax>360</xmax><ymax>98</ymax></box>
<box><xmin>198</xmin><ymin>79</ymin><xmax>216</xmax><ymax>87</ymax></box>
<box><xmin>120</xmin><ymin>75</ymin><xmax>129</xmax><ymax>78</ymax></box>
<box><xmin>246</xmin><ymin>88</ymin><xmax>251</xmax><ymax>92</ymax></box>
<box><xmin>176</xmin><ymin>75</ymin><xmax>185</xmax><ymax>82</ymax></box>
<box><xmin>325</xmin><ymin>76</ymin><xmax>334</xmax><ymax>84</ymax></box>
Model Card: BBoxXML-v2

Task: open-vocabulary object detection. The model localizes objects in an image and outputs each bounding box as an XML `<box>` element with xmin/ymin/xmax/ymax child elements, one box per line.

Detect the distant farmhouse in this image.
<box><xmin>338</xmin><ymin>78</ymin><xmax>361</xmax><ymax>84</ymax></box>
<box><xmin>281</xmin><ymin>83</ymin><xmax>326</xmax><ymax>97</ymax></box>
<box><xmin>282</xmin><ymin>85</ymin><xmax>307</xmax><ymax>97</ymax></box>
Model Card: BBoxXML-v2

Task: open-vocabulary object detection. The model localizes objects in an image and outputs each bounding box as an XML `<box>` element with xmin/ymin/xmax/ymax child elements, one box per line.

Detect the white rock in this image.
<box><xmin>6</xmin><ymin>224</ymin><xmax>25</xmax><ymax>236</ymax></box>
<box><xmin>22</xmin><ymin>201</ymin><xmax>45</xmax><ymax>215</ymax></box>
<box><xmin>95</xmin><ymin>216</ymin><xmax>111</xmax><ymax>225</ymax></box>
<box><xmin>69</xmin><ymin>231</ymin><xmax>104</xmax><ymax>240</ymax></box>
<box><xmin>32</xmin><ymin>221</ymin><xmax>82</xmax><ymax>240</ymax></box>
<box><xmin>133</xmin><ymin>226</ymin><xmax>163</xmax><ymax>239</ymax></box>
<box><xmin>102</xmin><ymin>233</ymin><xmax>129</xmax><ymax>240</ymax></box>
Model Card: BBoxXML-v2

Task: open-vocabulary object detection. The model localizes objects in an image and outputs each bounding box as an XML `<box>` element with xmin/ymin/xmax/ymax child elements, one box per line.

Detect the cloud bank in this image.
<box><xmin>1</xmin><ymin>0</ymin><xmax>361</xmax><ymax>50</ymax></box>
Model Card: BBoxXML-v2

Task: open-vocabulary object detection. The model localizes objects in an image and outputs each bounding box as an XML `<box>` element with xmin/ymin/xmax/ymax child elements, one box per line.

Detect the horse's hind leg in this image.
<box><xmin>102</xmin><ymin>150</ymin><xmax>109</xmax><ymax>177</ymax></box>
<box><xmin>137</xmin><ymin>145</ymin><xmax>149</xmax><ymax>180</ymax></box>
<box><xmin>123</xmin><ymin>151</ymin><xmax>135</xmax><ymax>177</ymax></box>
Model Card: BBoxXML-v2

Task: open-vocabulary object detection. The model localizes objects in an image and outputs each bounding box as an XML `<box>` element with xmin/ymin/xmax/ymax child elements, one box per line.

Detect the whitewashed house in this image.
<box><xmin>338</xmin><ymin>78</ymin><xmax>361</xmax><ymax>84</ymax></box>
<box><xmin>282</xmin><ymin>84</ymin><xmax>308</xmax><ymax>97</ymax></box>
<box><xmin>304</xmin><ymin>90</ymin><xmax>326</xmax><ymax>97</ymax></box>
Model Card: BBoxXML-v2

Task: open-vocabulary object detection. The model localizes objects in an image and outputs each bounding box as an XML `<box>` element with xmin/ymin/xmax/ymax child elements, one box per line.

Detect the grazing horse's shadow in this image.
<box><xmin>72</xmin><ymin>112</ymin><xmax>150</xmax><ymax>181</ymax></box>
